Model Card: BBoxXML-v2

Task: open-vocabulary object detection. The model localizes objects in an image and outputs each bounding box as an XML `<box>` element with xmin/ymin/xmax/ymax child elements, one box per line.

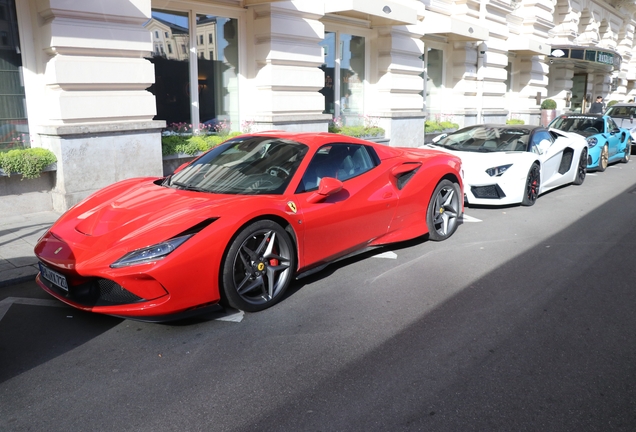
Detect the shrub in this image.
<box><xmin>0</xmin><ymin>147</ymin><xmax>57</xmax><ymax>179</ymax></box>
<box><xmin>329</xmin><ymin>116</ymin><xmax>385</xmax><ymax>138</ymax></box>
<box><xmin>607</xmin><ymin>100</ymin><xmax>618</xmax><ymax>108</ymax></box>
<box><xmin>506</xmin><ymin>119</ymin><xmax>525</xmax><ymax>125</ymax></box>
<box><xmin>425</xmin><ymin>120</ymin><xmax>459</xmax><ymax>133</ymax></box>
<box><xmin>162</xmin><ymin>133</ymin><xmax>241</xmax><ymax>156</ymax></box>
<box><xmin>541</xmin><ymin>99</ymin><xmax>557</xmax><ymax>110</ymax></box>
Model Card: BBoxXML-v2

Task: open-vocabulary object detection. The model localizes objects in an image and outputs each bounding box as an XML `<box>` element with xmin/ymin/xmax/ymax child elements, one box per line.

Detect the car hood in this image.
<box><xmin>423</xmin><ymin>144</ymin><xmax>537</xmax><ymax>181</ymax></box>
<box><xmin>423</xmin><ymin>144</ymin><xmax>530</xmax><ymax>166</ymax></box>
<box><xmin>48</xmin><ymin>178</ymin><xmax>284</xmax><ymax>267</ymax></box>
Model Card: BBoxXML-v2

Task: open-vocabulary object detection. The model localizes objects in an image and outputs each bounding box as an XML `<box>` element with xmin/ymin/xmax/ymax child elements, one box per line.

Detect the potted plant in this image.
<box><xmin>540</xmin><ymin>98</ymin><xmax>557</xmax><ymax>126</ymax></box>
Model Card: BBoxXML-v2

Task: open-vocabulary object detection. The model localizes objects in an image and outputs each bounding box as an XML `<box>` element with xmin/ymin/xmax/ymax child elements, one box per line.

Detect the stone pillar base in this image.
<box><xmin>37</xmin><ymin>121</ymin><xmax>165</xmax><ymax>212</ymax></box>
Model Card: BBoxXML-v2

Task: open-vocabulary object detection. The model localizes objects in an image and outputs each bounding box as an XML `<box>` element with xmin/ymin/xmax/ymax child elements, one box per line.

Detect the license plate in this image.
<box><xmin>39</xmin><ymin>263</ymin><xmax>69</xmax><ymax>292</ymax></box>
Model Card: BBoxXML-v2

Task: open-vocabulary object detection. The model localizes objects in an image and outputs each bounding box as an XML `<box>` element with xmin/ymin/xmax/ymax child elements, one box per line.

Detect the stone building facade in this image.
<box><xmin>5</xmin><ymin>0</ymin><xmax>636</xmax><ymax>211</ymax></box>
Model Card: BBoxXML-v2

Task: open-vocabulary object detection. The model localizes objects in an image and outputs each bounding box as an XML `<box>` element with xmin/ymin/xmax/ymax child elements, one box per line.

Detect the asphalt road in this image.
<box><xmin>2</xmin><ymin>160</ymin><xmax>636</xmax><ymax>431</ymax></box>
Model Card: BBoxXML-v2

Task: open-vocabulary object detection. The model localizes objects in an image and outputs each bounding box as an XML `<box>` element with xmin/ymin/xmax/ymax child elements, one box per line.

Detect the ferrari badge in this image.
<box><xmin>287</xmin><ymin>201</ymin><xmax>297</xmax><ymax>214</ymax></box>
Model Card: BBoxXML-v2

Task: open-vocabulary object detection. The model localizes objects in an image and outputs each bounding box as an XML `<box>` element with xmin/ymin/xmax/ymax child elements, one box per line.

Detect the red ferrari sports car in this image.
<box><xmin>35</xmin><ymin>132</ymin><xmax>463</xmax><ymax>320</ymax></box>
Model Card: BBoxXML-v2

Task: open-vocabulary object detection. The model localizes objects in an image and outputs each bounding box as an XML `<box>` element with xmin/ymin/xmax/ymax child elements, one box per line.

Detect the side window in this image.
<box><xmin>607</xmin><ymin>117</ymin><xmax>618</xmax><ymax>131</ymax></box>
<box><xmin>530</xmin><ymin>130</ymin><xmax>553</xmax><ymax>154</ymax></box>
<box><xmin>297</xmin><ymin>144</ymin><xmax>378</xmax><ymax>193</ymax></box>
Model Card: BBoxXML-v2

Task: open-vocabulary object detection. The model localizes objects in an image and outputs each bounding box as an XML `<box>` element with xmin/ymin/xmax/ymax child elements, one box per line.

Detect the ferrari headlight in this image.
<box><xmin>587</xmin><ymin>137</ymin><xmax>598</xmax><ymax>148</ymax></box>
<box><xmin>110</xmin><ymin>235</ymin><xmax>193</xmax><ymax>268</ymax></box>
<box><xmin>485</xmin><ymin>164</ymin><xmax>512</xmax><ymax>177</ymax></box>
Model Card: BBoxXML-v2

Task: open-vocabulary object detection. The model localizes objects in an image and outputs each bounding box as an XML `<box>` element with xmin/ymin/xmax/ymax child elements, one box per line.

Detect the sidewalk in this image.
<box><xmin>0</xmin><ymin>211</ymin><xmax>61</xmax><ymax>287</ymax></box>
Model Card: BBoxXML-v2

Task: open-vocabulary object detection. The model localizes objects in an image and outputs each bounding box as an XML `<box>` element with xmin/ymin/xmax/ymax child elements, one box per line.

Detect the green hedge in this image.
<box><xmin>162</xmin><ymin>133</ymin><xmax>241</xmax><ymax>156</ymax></box>
<box><xmin>425</xmin><ymin>120</ymin><xmax>459</xmax><ymax>133</ymax></box>
<box><xmin>328</xmin><ymin>125</ymin><xmax>385</xmax><ymax>138</ymax></box>
<box><xmin>506</xmin><ymin>119</ymin><xmax>525</xmax><ymax>125</ymax></box>
<box><xmin>0</xmin><ymin>148</ymin><xmax>57</xmax><ymax>179</ymax></box>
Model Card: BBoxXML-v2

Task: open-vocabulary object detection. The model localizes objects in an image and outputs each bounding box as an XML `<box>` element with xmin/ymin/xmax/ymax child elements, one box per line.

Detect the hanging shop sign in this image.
<box><xmin>549</xmin><ymin>46</ymin><xmax>621</xmax><ymax>70</ymax></box>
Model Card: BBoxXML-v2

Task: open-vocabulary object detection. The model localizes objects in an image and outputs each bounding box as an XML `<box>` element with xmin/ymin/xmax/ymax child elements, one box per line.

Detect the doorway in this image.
<box><xmin>571</xmin><ymin>73</ymin><xmax>587</xmax><ymax>113</ymax></box>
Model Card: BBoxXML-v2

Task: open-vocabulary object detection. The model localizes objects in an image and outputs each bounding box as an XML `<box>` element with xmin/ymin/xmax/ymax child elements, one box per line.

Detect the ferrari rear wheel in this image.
<box><xmin>426</xmin><ymin>179</ymin><xmax>461</xmax><ymax>241</ymax></box>
<box><xmin>221</xmin><ymin>220</ymin><xmax>296</xmax><ymax>312</ymax></box>
<box><xmin>573</xmin><ymin>148</ymin><xmax>587</xmax><ymax>185</ymax></box>
<box><xmin>598</xmin><ymin>144</ymin><xmax>609</xmax><ymax>172</ymax></box>
<box><xmin>521</xmin><ymin>163</ymin><xmax>540</xmax><ymax>206</ymax></box>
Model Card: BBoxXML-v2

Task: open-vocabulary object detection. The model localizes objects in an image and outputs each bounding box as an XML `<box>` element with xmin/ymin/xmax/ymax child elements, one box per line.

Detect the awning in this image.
<box><xmin>422</xmin><ymin>11</ymin><xmax>488</xmax><ymax>41</ymax></box>
<box><xmin>324</xmin><ymin>0</ymin><xmax>418</xmax><ymax>26</ymax></box>
<box><xmin>508</xmin><ymin>36</ymin><xmax>550</xmax><ymax>56</ymax></box>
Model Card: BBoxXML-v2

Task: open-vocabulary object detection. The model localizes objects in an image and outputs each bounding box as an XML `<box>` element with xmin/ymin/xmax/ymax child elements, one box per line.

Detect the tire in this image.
<box><xmin>521</xmin><ymin>163</ymin><xmax>540</xmax><ymax>206</ymax></box>
<box><xmin>221</xmin><ymin>220</ymin><xmax>296</xmax><ymax>312</ymax></box>
<box><xmin>598</xmin><ymin>144</ymin><xmax>609</xmax><ymax>172</ymax></box>
<box><xmin>573</xmin><ymin>148</ymin><xmax>587</xmax><ymax>185</ymax></box>
<box><xmin>426</xmin><ymin>179</ymin><xmax>461</xmax><ymax>241</ymax></box>
<box><xmin>622</xmin><ymin>139</ymin><xmax>631</xmax><ymax>164</ymax></box>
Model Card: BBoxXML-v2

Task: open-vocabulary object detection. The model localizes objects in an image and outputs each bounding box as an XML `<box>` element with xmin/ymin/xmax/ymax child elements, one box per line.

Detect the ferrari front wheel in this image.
<box><xmin>521</xmin><ymin>163</ymin><xmax>540</xmax><ymax>206</ymax></box>
<box><xmin>221</xmin><ymin>220</ymin><xmax>296</xmax><ymax>312</ymax></box>
<box><xmin>426</xmin><ymin>179</ymin><xmax>461</xmax><ymax>241</ymax></box>
<box><xmin>598</xmin><ymin>144</ymin><xmax>609</xmax><ymax>172</ymax></box>
<box><xmin>573</xmin><ymin>148</ymin><xmax>587</xmax><ymax>185</ymax></box>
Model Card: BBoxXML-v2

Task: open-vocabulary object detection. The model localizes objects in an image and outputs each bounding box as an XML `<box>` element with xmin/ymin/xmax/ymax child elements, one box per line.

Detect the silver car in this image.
<box><xmin>605</xmin><ymin>103</ymin><xmax>636</xmax><ymax>150</ymax></box>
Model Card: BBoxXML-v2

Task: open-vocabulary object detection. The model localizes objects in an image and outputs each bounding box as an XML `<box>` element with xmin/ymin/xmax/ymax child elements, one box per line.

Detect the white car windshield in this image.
<box><xmin>435</xmin><ymin>126</ymin><xmax>530</xmax><ymax>153</ymax></box>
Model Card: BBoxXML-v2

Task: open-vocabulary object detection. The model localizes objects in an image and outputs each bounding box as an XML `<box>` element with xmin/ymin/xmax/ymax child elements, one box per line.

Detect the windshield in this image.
<box><xmin>165</xmin><ymin>137</ymin><xmax>308</xmax><ymax>194</ymax></box>
<box><xmin>549</xmin><ymin>116</ymin><xmax>604</xmax><ymax>135</ymax></box>
<box><xmin>606</xmin><ymin>105</ymin><xmax>636</xmax><ymax>118</ymax></box>
<box><xmin>434</xmin><ymin>126</ymin><xmax>530</xmax><ymax>152</ymax></box>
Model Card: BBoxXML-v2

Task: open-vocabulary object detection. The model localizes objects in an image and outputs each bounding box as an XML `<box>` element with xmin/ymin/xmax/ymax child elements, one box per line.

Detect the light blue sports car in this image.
<box><xmin>549</xmin><ymin>113</ymin><xmax>631</xmax><ymax>171</ymax></box>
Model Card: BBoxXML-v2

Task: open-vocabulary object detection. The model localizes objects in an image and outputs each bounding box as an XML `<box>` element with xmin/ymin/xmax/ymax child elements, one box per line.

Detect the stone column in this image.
<box><xmin>546</xmin><ymin>64</ymin><xmax>573</xmax><ymax>113</ymax></box>
<box><xmin>516</xmin><ymin>56</ymin><xmax>549</xmax><ymax>124</ymax></box>
<box><xmin>19</xmin><ymin>0</ymin><xmax>164</xmax><ymax>211</ymax></box>
<box><xmin>245</xmin><ymin>1</ymin><xmax>329</xmax><ymax>132</ymax></box>
<box><xmin>371</xmin><ymin>25</ymin><xmax>426</xmax><ymax>147</ymax></box>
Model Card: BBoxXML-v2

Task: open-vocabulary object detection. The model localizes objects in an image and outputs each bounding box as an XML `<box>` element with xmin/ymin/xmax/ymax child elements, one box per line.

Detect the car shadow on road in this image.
<box><xmin>234</xmin><ymin>169</ymin><xmax>636</xmax><ymax>431</ymax></box>
<box><xmin>0</xmin><ymin>280</ymin><xmax>123</xmax><ymax>384</ymax></box>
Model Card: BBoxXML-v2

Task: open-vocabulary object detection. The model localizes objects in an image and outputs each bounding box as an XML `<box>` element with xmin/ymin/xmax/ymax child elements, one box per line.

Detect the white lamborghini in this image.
<box><xmin>425</xmin><ymin>124</ymin><xmax>588</xmax><ymax>206</ymax></box>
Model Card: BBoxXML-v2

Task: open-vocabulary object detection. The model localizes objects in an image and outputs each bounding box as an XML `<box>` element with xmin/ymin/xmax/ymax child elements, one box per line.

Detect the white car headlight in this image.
<box><xmin>587</xmin><ymin>137</ymin><xmax>598</xmax><ymax>147</ymax></box>
<box><xmin>485</xmin><ymin>164</ymin><xmax>512</xmax><ymax>177</ymax></box>
<box><xmin>111</xmin><ymin>234</ymin><xmax>193</xmax><ymax>268</ymax></box>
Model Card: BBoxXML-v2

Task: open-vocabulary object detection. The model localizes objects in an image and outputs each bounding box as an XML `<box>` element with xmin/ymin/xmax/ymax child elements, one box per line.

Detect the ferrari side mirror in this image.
<box><xmin>307</xmin><ymin>177</ymin><xmax>343</xmax><ymax>203</ymax></box>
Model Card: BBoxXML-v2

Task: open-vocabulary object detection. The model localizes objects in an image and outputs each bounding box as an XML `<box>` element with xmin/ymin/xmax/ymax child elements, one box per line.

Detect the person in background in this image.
<box><xmin>589</xmin><ymin>96</ymin><xmax>605</xmax><ymax>114</ymax></box>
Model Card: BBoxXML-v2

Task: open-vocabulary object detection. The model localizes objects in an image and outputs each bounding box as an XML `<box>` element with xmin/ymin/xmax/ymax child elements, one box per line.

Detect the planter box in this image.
<box><xmin>424</xmin><ymin>130</ymin><xmax>457</xmax><ymax>144</ymax></box>
<box><xmin>163</xmin><ymin>153</ymin><xmax>199</xmax><ymax>176</ymax></box>
<box><xmin>0</xmin><ymin>162</ymin><xmax>57</xmax><ymax>177</ymax></box>
<box><xmin>0</xmin><ymin>168</ymin><xmax>56</xmax><ymax>217</ymax></box>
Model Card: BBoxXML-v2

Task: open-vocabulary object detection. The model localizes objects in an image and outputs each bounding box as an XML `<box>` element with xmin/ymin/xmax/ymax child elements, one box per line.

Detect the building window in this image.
<box><xmin>154</xmin><ymin>30</ymin><xmax>159</xmax><ymax>38</ymax></box>
<box><xmin>209</xmin><ymin>33</ymin><xmax>213</xmax><ymax>44</ymax></box>
<box><xmin>146</xmin><ymin>10</ymin><xmax>239</xmax><ymax>132</ymax></box>
<box><xmin>164</xmin><ymin>31</ymin><xmax>169</xmax><ymax>38</ymax></box>
<box><xmin>0</xmin><ymin>0</ymin><xmax>29</xmax><ymax>150</ymax></box>
<box><xmin>319</xmin><ymin>32</ymin><xmax>366</xmax><ymax>122</ymax></box>
<box><xmin>167</xmin><ymin>44</ymin><xmax>172</xmax><ymax>54</ymax></box>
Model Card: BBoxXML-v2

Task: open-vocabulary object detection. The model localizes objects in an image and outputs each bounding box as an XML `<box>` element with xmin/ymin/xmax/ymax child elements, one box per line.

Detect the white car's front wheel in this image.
<box><xmin>521</xmin><ymin>163</ymin><xmax>540</xmax><ymax>206</ymax></box>
<box><xmin>573</xmin><ymin>148</ymin><xmax>587</xmax><ymax>185</ymax></box>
